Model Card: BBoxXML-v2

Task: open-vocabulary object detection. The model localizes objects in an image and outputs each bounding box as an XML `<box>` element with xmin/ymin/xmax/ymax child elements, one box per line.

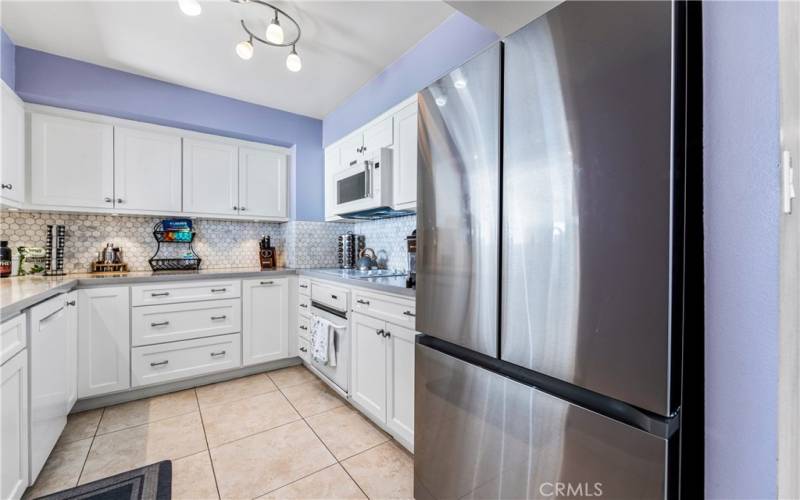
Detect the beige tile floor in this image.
<box><xmin>24</xmin><ymin>366</ymin><xmax>414</xmax><ymax>500</ymax></box>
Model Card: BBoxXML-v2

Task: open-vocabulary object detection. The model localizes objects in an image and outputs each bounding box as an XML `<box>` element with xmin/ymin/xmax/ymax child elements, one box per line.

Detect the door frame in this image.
<box><xmin>779</xmin><ymin>2</ymin><xmax>800</xmax><ymax>498</ymax></box>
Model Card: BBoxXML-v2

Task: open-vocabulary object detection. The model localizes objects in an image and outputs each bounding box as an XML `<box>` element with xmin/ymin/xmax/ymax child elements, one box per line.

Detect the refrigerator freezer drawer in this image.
<box><xmin>415</xmin><ymin>344</ymin><xmax>671</xmax><ymax>500</ymax></box>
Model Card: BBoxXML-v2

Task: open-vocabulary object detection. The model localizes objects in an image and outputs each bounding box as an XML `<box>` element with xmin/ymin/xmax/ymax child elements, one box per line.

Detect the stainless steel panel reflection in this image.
<box><xmin>501</xmin><ymin>1</ymin><xmax>675</xmax><ymax>415</ymax></box>
<box><xmin>416</xmin><ymin>44</ymin><xmax>501</xmax><ymax>357</ymax></box>
<box><xmin>415</xmin><ymin>344</ymin><xmax>669</xmax><ymax>500</ymax></box>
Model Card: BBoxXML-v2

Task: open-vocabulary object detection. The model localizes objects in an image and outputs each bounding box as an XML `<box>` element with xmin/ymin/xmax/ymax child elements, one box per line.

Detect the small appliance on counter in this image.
<box><xmin>406</xmin><ymin>229</ymin><xmax>416</xmax><ymax>289</ymax></box>
<box><xmin>0</xmin><ymin>241</ymin><xmax>11</xmax><ymax>278</ymax></box>
<box><xmin>43</xmin><ymin>225</ymin><xmax>67</xmax><ymax>276</ymax></box>
<box><xmin>149</xmin><ymin>219</ymin><xmax>201</xmax><ymax>271</ymax></box>
<box><xmin>259</xmin><ymin>235</ymin><xmax>276</xmax><ymax>269</ymax></box>
<box><xmin>337</xmin><ymin>232</ymin><xmax>365</xmax><ymax>269</ymax></box>
<box><xmin>91</xmin><ymin>242</ymin><xmax>129</xmax><ymax>273</ymax></box>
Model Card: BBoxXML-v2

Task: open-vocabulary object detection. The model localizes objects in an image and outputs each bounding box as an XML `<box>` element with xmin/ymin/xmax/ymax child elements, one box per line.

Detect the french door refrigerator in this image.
<box><xmin>415</xmin><ymin>1</ymin><xmax>703</xmax><ymax>499</ymax></box>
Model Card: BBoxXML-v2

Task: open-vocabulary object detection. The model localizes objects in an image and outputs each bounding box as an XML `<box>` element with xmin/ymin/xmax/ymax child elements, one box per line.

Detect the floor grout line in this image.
<box><xmin>75</xmin><ymin>407</ymin><xmax>105</xmax><ymax>487</ymax></box>
<box><xmin>194</xmin><ymin>388</ymin><xmax>223</xmax><ymax>500</ymax></box>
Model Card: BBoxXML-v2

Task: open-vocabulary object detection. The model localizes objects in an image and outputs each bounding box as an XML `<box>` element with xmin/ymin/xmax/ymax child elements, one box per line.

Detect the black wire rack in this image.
<box><xmin>148</xmin><ymin>221</ymin><xmax>201</xmax><ymax>272</ymax></box>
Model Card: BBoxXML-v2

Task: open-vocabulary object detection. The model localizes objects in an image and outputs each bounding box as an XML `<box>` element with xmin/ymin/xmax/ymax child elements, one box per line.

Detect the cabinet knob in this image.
<box><xmin>331</xmin><ymin>294</ymin><xmax>338</xmax><ymax>300</ymax></box>
<box><xmin>383</xmin><ymin>330</ymin><xmax>391</xmax><ymax>338</ymax></box>
<box><xmin>403</xmin><ymin>310</ymin><xmax>416</xmax><ymax>317</ymax></box>
<box><xmin>376</xmin><ymin>329</ymin><xmax>384</xmax><ymax>336</ymax></box>
<box><xmin>299</xmin><ymin>347</ymin><xmax>308</xmax><ymax>353</ymax></box>
<box><xmin>240</xmin><ymin>207</ymin><xmax>246</xmax><ymax>211</ymax></box>
<box><xmin>300</xmin><ymin>325</ymin><xmax>308</xmax><ymax>331</ymax></box>
<box><xmin>1</xmin><ymin>183</ymin><xmax>12</xmax><ymax>190</ymax></box>
<box><xmin>116</xmin><ymin>198</ymin><xmax>123</xmax><ymax>204</ymax></box>
<box><xmin>104</xmin><ymin>197</ymin><xmax>113</xmax><ymax>203</ymax></box>
<box><xmin>299</xmin><ymin>303</ymin><xmax>308</xmax><ymax>308</ymax></box>
<box><xmin>65</xmin><ymin>300</ymin><xmax>76</xmax><ymax>306</ymax></box>
<box><xmin>299</xmin><ymin>284</ymin><xmax>308</xmax><ymax>289</ymax></box>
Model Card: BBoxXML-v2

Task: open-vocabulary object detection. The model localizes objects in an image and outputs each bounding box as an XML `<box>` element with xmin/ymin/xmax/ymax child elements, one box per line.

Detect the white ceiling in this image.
<box><xmin>0</xmin><ymin>0</ymin><xmax>454</xmax><ymax>118</ymax></box>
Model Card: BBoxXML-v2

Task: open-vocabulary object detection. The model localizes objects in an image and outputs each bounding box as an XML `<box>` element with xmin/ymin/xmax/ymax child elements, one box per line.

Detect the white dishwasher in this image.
<box><xmin>28</xmin><ymin>293</ymin><xmax>75</xmax><ymax>481</ymax></box>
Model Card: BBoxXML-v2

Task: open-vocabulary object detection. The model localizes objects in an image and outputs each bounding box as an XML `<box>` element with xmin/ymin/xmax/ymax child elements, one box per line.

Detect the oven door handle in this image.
<box><xmin>312</xmin><ymin>317</ymin><xmax>348</xmax><ymax>330</ymax></box>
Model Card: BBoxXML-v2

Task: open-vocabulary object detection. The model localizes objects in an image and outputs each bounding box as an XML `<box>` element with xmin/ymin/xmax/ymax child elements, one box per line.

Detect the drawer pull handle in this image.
<box><xmin>300</xmin><ymin>284</ymin><xmax>308</xmax><ymax>289</ymax></box>
<box><xmin>65</xmin><ymin>300</ymin><xmax>76</xmax><ymax>306</ymax></box>
<box><xmin>260</xmin><ymin>281</ymin><xmax>274</xmax><ymax>285</ymax></box>
<box><xmin>151</xmin><ymin>292</ymin><xmax>170</xmax><ymax>297</ymax></box>
<box><xmin>331</xmin><ymin>294</ymin><xmax>338</xmax><ymax>300</ymax></box>
<box><xmin>150</xmin><ymin>321</ymin><xmax>170</xmax><ymax>327</ymax></box>
<box><xmin>299</xmin><ymin>347</ymin><xmax>308</xmax><ymax>353</ymax></box>
<box><xmin>299</xmin><ymin>325</ymin><xmax>308</xmax><ymax>331</ymax></box>
<box><xmin>403</xmin><ymin>310</ymin><xmax>416</xmax><ymax>317</ymax></box>
<box><xmin>210</xmin><ymin>350</ymin><xmax>226</xmax><ymax>357</ymax></box>
<box><xmin>150</xmin><ymin>360</ymin><xmax>169</xmax><ymax>367</ymax></box>
<box><xmin>211</xmin><ymin>288</ymin><xmax>227</xmax><ymax>292</ymax></box>
<box><xmin>210</xmin><ymin>315</ymin><xmax>227</xmax><ymax>320</ymax></box>
<box><xmin>356</xmin><ymin>299</ymin><xmax>370</xmax><ymax>305</ymax></box>
<box><xmin>299</xmin><ymin>303</ymin><xmax>308</xmax><ymax>308</ymax></box>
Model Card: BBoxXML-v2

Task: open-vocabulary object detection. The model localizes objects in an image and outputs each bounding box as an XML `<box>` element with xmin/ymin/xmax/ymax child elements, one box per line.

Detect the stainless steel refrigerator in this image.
<box><xmin>415</xmin><ymin>2</ymin><xmax>702</xmax><ymax>499</ymax></box>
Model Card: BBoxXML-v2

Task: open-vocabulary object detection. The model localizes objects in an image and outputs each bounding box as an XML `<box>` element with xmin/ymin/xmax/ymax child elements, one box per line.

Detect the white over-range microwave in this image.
<box><xmin>332</xmin><ymin>148</ymin><xmax>397</xmax><ymax>218</ymax></box>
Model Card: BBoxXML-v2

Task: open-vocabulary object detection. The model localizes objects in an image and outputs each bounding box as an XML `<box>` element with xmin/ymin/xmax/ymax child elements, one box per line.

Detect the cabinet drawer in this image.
<box><xmin>132</xmin><ymin>280</ymin><xmax>240</xmax><ymax>306</ymax></box>
<box><xmin>298</xmin><ymin>315</ymin><xmax>310</xmax><ymax>341</ymax></box>
<box><xmin>1</xmin><ymin>314</ymin><xmax>27</xmax><ymax>365</ymax></box>
<box><xmin>131</xmin><ymin>334</ymin><xmax>241</xmax><ymax>387</ymax></box>
<box><xmin>298</xmin><ymin>337</ymin><xmax>310</xmax><ymax>362</ymax></box>
<box><xmin>132</xmin><ymin>299</ymin><xmax>241</xmax><ymax>347</ymax></box>
<box><xmin>352</xmin><ymin>289</ymin><xmax>416</xmax><ymax>329</ymax></box>
<box><xmin>298</xmin><ymin>295</ymin><xmax>311</xmax><ymax>318</ymax></box>
<box><xmin>311</xmin><ymin>282</ymin><xmax>348</xmax><ymax>312</ymax></box>
<box><xmin>298</xmin><ymin>277</ymin><xmax>311</xmax><ymax>296</ymax></box>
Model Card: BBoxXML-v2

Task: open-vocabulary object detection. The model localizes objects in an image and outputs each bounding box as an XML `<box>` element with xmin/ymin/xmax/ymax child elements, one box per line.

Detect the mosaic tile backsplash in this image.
<box><xmin>0</xmin><ymin>211</ymin><xmax>417</xmax><ymax>274</ymax></box>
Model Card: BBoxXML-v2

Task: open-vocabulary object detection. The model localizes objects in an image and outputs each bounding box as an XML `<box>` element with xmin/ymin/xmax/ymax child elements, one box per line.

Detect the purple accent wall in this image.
<box><xmin>704</xmin><ymin>1</ymin><xmax>780</xmax><ymax>498</ymax></box>
<box><xmin>322</xmin><ymin>12</ymin><xmax>498</xmax><ymax>146</ymax></box>
<box><xmin>14</xmin><ymin>47</ymin><xmax>324</xmax><ymax>221</ymax></box>
<box><xmin>1</xmin><ymin>28</ymin><xmax>15</xmax><ymax>89</ymax></box>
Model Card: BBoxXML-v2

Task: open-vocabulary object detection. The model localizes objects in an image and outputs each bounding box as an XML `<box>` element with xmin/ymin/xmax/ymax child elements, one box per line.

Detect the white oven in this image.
<box><xmin>308</xmin><ymin>301</ymin><xmax>350</xmax><ymax>396</ymax></box>
<box><xmin>333</xmin><ymin>148</ymin><xmax>393</xmax><ymax>216</ymax></box>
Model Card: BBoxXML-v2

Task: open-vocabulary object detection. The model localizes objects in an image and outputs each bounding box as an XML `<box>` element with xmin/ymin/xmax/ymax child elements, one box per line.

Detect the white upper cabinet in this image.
<box><xmin>338</xmin><ymin>134</ymin><xmax>365</xmax><ymax>170</ymax></box>
<box><xmin>392</xmin><ymin>102</ymin><xmax>418</xmax><ymax>209</ymax></box>
<box><xmin>239</xmin><ymin>146</ymin><xmax>287</xmax><ymax>218</ymax></box>
<box><xmin>30</xmin><ymin>113</ymin><xmax>114</xmax><ymax>209</ymax></box>
<box><xmin>183</xmin><ymin>138</ymin><xmax>239</xmax><ymax>216</ymax></box>
<box><xmin>114</xmin><ymin>127</ymin><xmax>182</xmax><ymax>213</ymax></box>
<box><xmin>1</xmin><ymin>84</ymin><xmax>25</xmax><ymax>206</ymax></box>
<box><xmin>242</xmin><ymin>278</ymin><xmax>289</xmax><ymax>365</ymax></box>
<box><xmin>363</xmin><ymin>115</ymin><xmax>394</xmax><ymax>155</ymax></box>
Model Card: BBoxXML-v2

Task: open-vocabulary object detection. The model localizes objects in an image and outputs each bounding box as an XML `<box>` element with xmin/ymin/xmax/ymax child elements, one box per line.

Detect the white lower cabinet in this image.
<box><xmin>132</xmin><ymin>334</ymin><xmax>241</xmax><ymax>387</ymax></box>
<box><xmin>132</xmin><ymin>298</ymin><xmax>241</xmax><ymax>346</ymax></box>
<box><xmin>78</xmin><ymin>287</ymin><xmax>131</xmax><ymax>398</ymax></box>
<box><xmin>242</xmin><ymin>278</ymin><xmax>288</xmax><ymax>366</ymax></box>
<box><xmin>350</xmin><ymin>310</ymin><xmax>416</xmax><ymax>451</ymax></box>
<box><xmin>0</xmin><ymin>349</ymin><xmax>28</xmax><ymax>500</ymax></box>
<box><xmin>351</xmin><ymin>313</ymin><xmax>389</xmax><ymax>424</ymax></box>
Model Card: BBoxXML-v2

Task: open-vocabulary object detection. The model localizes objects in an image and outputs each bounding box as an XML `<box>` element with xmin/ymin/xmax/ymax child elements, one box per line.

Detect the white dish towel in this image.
<box><xmin>311</xmin><ymin>316</ymin><xmax>337</xmax><ymax>367</ymax></box>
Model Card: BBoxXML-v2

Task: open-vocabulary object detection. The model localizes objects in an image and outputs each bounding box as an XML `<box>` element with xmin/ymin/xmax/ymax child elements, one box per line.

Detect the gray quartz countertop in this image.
<box><xmin>0</xmin><ymin>267</ymin><xmax>414</xmax><ymax>320</ymax></box>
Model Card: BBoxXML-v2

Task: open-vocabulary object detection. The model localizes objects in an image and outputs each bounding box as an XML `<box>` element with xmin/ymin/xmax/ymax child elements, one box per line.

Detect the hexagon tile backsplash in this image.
<box><xmin>0</xmin><ymin>211</ymin><xmax>417</xmax><ymax>274</ymax></box>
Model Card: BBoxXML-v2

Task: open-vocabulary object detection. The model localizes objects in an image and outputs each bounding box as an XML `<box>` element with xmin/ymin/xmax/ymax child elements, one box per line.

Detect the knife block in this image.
<box><xmin>260</xmin><ymin>247</ymin><xmax>277</xmax><ymax>269</ymax></box>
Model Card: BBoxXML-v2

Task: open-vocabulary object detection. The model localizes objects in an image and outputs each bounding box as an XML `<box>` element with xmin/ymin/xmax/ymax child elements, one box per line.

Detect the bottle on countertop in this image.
<box><xmin>0</xmin><ymin>241</ymin><xmax>11</xmax><ymax>278</ymax></box>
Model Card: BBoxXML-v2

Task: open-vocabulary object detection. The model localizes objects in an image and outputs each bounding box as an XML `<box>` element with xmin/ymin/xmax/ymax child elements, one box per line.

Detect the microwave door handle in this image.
<box><xmin>364</xmin><ymin>162</ymin><xmax>372</xmax><ymax>198</ymax></box>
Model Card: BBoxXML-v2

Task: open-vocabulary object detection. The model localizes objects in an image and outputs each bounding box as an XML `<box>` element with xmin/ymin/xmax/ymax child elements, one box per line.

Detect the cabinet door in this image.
<box><xmin>242</xmin><ymin>278</ymin><xmax>288</xmax><ymax>365</ymax></box>
<box><xmin>350</xmin><ymin>312</ymin><xmax>387</xmax><ymax>424</ymax></box>
<box><xmin>0</xmin><ymin>84</ymin><xmax>25</xmax><ymax>205</ymax></box>
<box><xmin>238</xmin><ymin>146</ymin><xmax>287</xmax><ymax>218</ymax></box>
<box><xmin>393</xmin><ymin>103</ymin><xmax>418</xmax><ymax>208</ymax></box>
<box><xmin>28</xmin><ymin>295</ymin><xmax>69</xmax><ymax>480</ymax></box>
<box><xmin>0</xmin><ymin>351</ymin><xmax>28</xmax><ymax>500</ymax></box>
<box><xmin>65</xmin><ymin>291</ymin><xmax>78</xmax><ymax>411</ymax></box>
<box><xmin>338</xmin><ymin>133</ymin><xmax>364</xmax><ymax>169</ymax></box>
<box><xmin>30</xmin><ymin>113</ymin><xmax>114</xmax><ymax>209</ymax></box>
<box><xmin>78</xmin><ymin>287</ymin><xmax>131</xmax><ymax>398</ymax></box>
<box><xmin>386</xmin><ymin>323</ymin><xmax>415</xmax><ymax>450</ymax></box>
<box><xmin>363</xmin><ymin>115</ymin><xmax>393</xmax><ymax>155</ymax></box>
<box><xmin>114</xmin><ymin>127</ymin><xmax>182</xmax><ymax>212</ymax></box>
<box><xmin>183</xmin><ymin>138</ymin><xmax>239</xmax><ymax>216</ymax></box>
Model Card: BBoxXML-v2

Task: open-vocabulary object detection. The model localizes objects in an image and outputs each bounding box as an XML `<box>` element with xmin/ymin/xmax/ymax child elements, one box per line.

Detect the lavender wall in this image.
<box><xmin>704</xmin><ymin>1</ymin><xmax>780</xmax><ymax>498</ymax></box>
<box><xmin>1</xmin><ymin>27</ymin><xmax>15</xmax><ymax>89</ymax></box>
<box><xmin>13</xmin><ymin>47</ymin><xmax>324</xmax><ymax>221</ymax></box>
<box><xmin>322</xmin><ymin>12</ymin><xmax>498</xmax><ymax>146</ymax></box>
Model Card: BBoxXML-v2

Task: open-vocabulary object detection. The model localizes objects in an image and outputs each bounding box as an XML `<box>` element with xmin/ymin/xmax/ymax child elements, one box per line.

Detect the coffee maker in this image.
<box><xmin>406</xmin><ymin>230</ymin><xmax>416</xmax><ymax>288</ymax></box>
